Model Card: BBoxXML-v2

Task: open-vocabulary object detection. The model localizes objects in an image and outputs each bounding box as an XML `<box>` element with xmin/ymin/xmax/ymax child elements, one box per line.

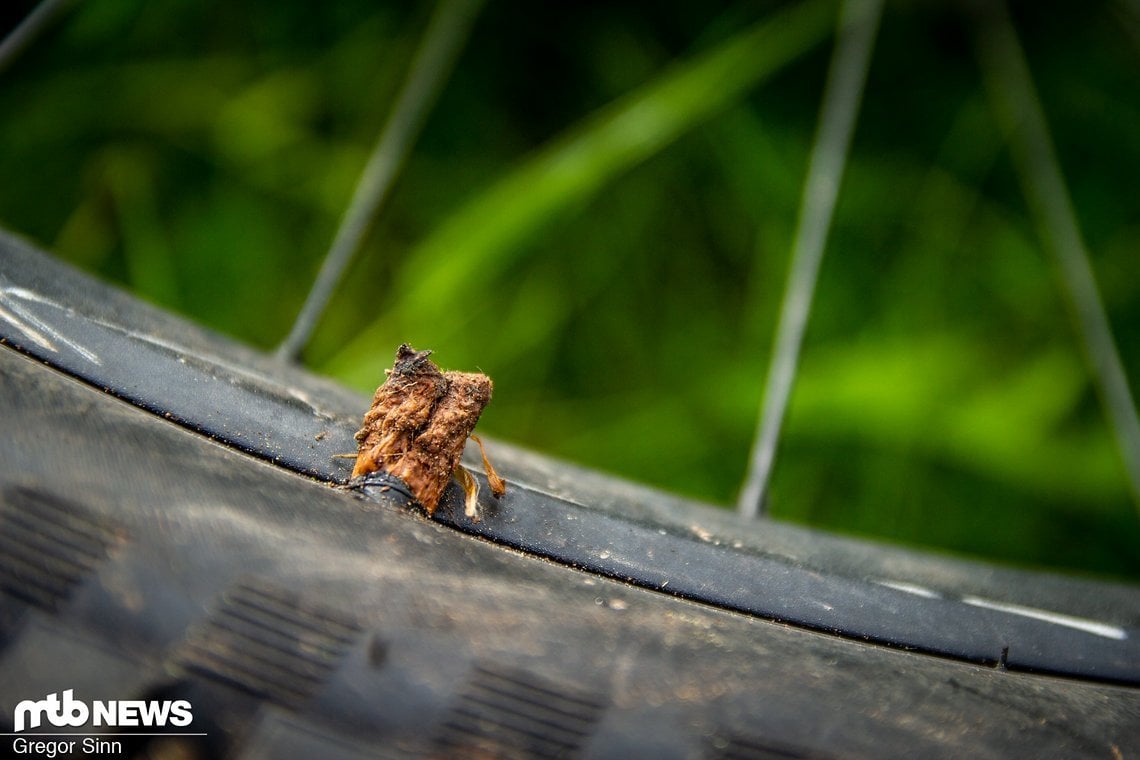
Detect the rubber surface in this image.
<box><xmin>0</xmin><ymin>231</ymin><xmax>1138</xmax><ymax>756</ymax></box>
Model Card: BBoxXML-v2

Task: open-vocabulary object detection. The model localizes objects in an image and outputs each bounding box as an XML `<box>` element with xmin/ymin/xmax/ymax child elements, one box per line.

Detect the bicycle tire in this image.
<box><xmin>1</xmin><ymin>231</ymin><xmax>1137</xmax><ymax>757</ymax></box>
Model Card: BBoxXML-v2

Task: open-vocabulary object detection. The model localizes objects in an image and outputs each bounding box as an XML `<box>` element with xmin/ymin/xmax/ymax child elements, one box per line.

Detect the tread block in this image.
<box><xmin>436</xmin><ymin>663</ymin><xmax>606</xmax><ymax>758</ymax></box>
<box><xmin>173</xmin><ymin>580</ymin><xmax>361</xmax><ymax>707</ymax></box>
<box><xmin>716</xmin><ymin>733</ymin><xmax>827</xmax><ymax>760</ymax></box>
<box><xmin>0</xmin><ymin>485</ymin><xmax>124</xmax><ymax>612</ymax></box>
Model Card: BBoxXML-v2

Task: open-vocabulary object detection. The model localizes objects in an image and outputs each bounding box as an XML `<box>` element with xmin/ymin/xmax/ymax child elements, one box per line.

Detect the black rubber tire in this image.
<box><xmin>1</xmin><ymin>232</ymin><xmax>1138</xmax><ymax>758</ymax></box>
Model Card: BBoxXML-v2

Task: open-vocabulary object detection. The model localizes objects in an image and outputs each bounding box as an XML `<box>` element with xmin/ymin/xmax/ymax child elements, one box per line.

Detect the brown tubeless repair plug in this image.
<box><xmin>351</xmin><ymin>344</ymin><xmax>505</xmax><ymax>521</ymax></box>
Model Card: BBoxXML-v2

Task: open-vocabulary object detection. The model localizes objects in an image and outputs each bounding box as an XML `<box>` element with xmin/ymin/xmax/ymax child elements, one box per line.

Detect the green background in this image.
<box><xmin>1</xmin><ymin>0</ymin><xmax>1138</xmax><ymax>579</ymax></box>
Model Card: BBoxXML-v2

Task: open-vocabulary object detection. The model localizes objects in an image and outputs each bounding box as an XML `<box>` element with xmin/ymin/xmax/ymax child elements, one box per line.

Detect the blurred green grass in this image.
<box><xmin>1</xmin><ymin>0</ymin><xmax>1138</xmax><ymax>579</ymax></box>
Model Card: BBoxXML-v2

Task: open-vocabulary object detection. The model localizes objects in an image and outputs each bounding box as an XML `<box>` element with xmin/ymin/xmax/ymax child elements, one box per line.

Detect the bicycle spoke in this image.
<box><xmin>275</xmin><ymin>0</ymin><xmax>485</xmax><ymax>362</ymax></box>
<box><xmin>0</xmin><ymin>0</ymin><xmax>77</xmax><ymax>75</ymax></box>
<box><xmin>974</xmin><ymin>2</ymin><xmax>1140</xmax><ymax>515</ymax></box>
<box><xmin>737</xmin><ymin>0</ymin><xmax>883</xmax><ymax>519</ymax></box>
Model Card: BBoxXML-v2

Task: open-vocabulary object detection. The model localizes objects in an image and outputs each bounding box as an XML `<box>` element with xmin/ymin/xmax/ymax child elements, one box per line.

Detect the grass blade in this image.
<box><xmin>324</xmin><ymin>0</ymin><xmax>837</xmax><ymax>380</ymax></box>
